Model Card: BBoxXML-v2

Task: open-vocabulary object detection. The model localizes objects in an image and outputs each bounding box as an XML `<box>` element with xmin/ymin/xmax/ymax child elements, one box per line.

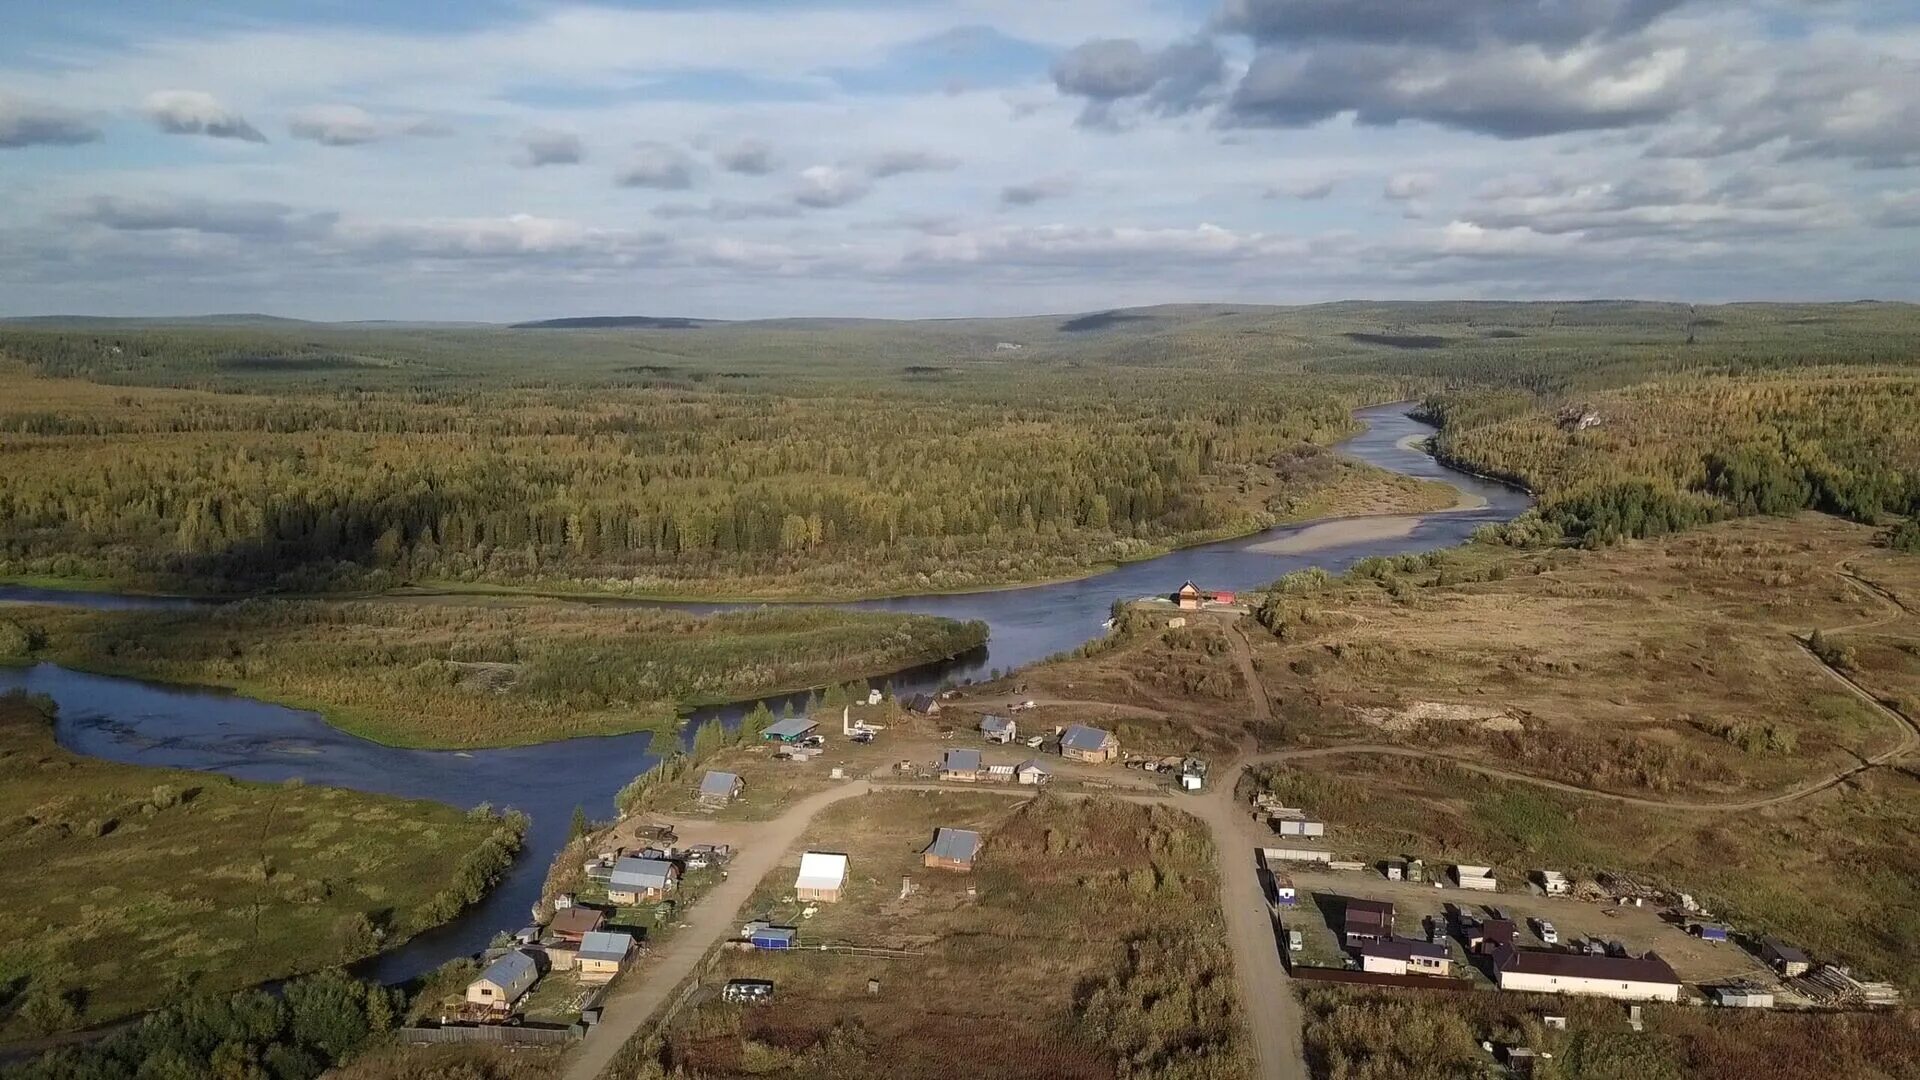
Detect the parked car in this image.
<box><xmin>1287</xmin><ymin>929</ymin><xmax>1304</xmax><ymax>953</ymax></box>
<box><xmin>1535</xmin><ymin>919</ymin><xmax>1558</xmax><ymax>945</ymax></box>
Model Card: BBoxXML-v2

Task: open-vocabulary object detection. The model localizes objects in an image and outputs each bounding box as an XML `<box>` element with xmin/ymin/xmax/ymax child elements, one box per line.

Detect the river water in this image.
<box><xmin>0</xmin><ymin>404</ymin><xmax>1527</xmax><ymax>985</ymax></box>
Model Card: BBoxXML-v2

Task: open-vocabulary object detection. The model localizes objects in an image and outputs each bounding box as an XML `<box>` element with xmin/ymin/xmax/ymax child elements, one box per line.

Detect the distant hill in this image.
<box><xmin>509</xmin><ymin>315</ymin><xmax>713</xmax><ymax>330</ymax></box>
<box><xmin>0</xmin><ymin>313</ymin><xmax>322</xmax><ymax>329</ymax></box>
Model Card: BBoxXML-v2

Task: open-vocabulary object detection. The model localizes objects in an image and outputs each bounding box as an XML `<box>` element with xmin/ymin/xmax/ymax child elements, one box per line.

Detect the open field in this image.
<box><xmin>1299</xmin><ymin>984</ymin><xmax>1920</xmax><ymax>1080</ymax></box>
<box><xmin>326</xmin><ymin>1044</ymin><xmax>565</xmax><ymax>1080</ymax></box>
<box><xmin>0</xmin><ymin>691</ymin><xmax>520</xmax><ymax>1043</ymax></box>
<box><xmin>630</xmin><ymin>789</ymin><xmax>1250</xmax><ymax>1080</ymax></box>
<box><xmin>0</xmin><ymin>600</ymin><xmax>985</xmax><ymax>748</ymax></box>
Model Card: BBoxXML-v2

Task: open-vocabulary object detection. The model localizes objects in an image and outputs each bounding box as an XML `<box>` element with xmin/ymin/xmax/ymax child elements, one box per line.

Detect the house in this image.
<box><xmin>1342</xmin><ymin>899</ymin><xmax>1394</xmax><ymax>946</ymax></box>
<box><xmin>1536</xmin><ymin>870</ymin><xmax>1570</xmax><ymax>896</ymax></box>
<box><xmin>1175</xmin><ymin>581</ymin><xmax>1204</xmax><ymax>609</ymax></box>
<box><xmin>1760</xmin><ymin>939</ymin><xmax>1812</xmax><ymax>977</ymax></box>
<box><xmin>1492</xmin><ymin>946</ymin><xmax>1683</xmax><ymax>1002</ymax></box>
<box><xmin>1709</xmin><ymin>984</ymin><xmax>1775</xmax><ymax>1008</ymax></box>
<box><xmin>1059</xmin><ymin>723</ymin><xmax>1118</xmax><ymax>763</ymax></box>
<box><xmin>607</xmin><ymin>857</ymin><xmax>680</xmax><ymax>904</ymax></box>
<box><xmin>923</xmin><ymin>827</ymin><xmax>983</xmax><ymax>872</ymax></box>
<box><xmin>794</xmin><ymin>851</ymin><xmax>849</xmax><ymax>902</ymax></box>
<box><xmin>906</xmin><ymin>694</ymin><xmax>941</xmax><ymax>716</ymax></box>
<box><xmin>761</xmin><ymin>716</ymin><xmax>819</xmax><ymax>743</ymax></box>
<box><xmin>749</xmin><ymin>925</ymin><xmax>797</xmax><ymax>950</ymax></box>
<box><xmin>1455</xmin><ymin>864</ymin><xmax>1498</xmax><ymax>891</ymax></box>
<box><xmin>576</xmin><ymin>931</ymin><xmax>636</xmax><ymax>984</ymax></box>
<box><xmin>466</xmin><ymin>950</ymin><xmax>538</xmax><ymax>1010</ymax></box>
<box><xmin>546</xmin><ymin>905</ymin><xmax>605</xmax><ymax>944</ymax></box>
<box><xmin>699</xmin><ymin>770</ymin><xmax>744</xmax><ymax>806</ymax></box>
<box><xmin>980</xmin><ymin>715</ymin><xmax>1016</xmax><ymax>743</ymax></box>
<box><xmin>941</xmin><ymin>748</ymin><xmax>983</xmax><ymax>782</ymax></box>
<box><xmin>1015</xmin><ymin>759</ymin><xmax>1052</xmax><ymax>785</ymax></box>
<box><xmin>1359</xmin><ymin>939</ymin><xmax>1452</xmax><ymax>977</ymax></box>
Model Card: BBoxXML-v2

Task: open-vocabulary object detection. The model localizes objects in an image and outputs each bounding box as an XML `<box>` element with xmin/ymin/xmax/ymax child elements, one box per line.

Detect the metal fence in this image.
<box><xmin>399</xmin><ymin>1024</ymin><xmax>581</xmax><ymax>1046</ymax></box>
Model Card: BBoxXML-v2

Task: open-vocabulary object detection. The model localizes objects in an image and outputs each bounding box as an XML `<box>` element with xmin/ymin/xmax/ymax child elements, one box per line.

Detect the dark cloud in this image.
<box><xmin>288</xmin><ymin>105</ymin><xmax>381</xmax><ymax>146</ymax></box>
<box><xmin>519</xmin><ymin>128</ymin><xmax>584</xmax><ymax>167</ymax></box>
<box><xmin>1225</xmin><ymin>38</ymin><xmax>1687</xmax><ymax>137</ymax></box>
<box><xmin>1215</xmin><ymin>0</ymin><xmax>1690</xmax><ymax>48</ymax></box>
<box><xmin>142</xmin><ymin>90</ymin><xmax>266</xmax><ymax>142</ymax></box>
<box><xmin>0</xmin><ymin>94</ymin><xmax>101</xmax><ymax>148</ymax></box>
<box><xmin>79</xmin><ymin>194</ymin><xmax>336</xmax><ymax>238</ymax></box>
<box><xmin>615</xmin><ymin>143</ymin><xmax>696</xmax><ymax>189</ymax></box>
<box><xmin>1000</xmin><ymin>176</ymin><xmax>1074</xmax><ymax>206</ymax></box>
<box><xmin>1051</xmin><ymin>35</ymin><xmax>1226</xmax><ymax>128</ymax></box>
<box><xmin>715</xmin><ymin>138</ymin><xmax>776</xmax><ymax>175</ymax></box>
<box><xmin>865</xmin><ymin>149</ymin><xmax>959</xmax><ymax>178</ymax></box>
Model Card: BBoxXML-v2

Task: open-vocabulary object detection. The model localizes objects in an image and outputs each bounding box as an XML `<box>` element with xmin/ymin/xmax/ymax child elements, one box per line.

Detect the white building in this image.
<box><xmin>1455</xmin><ymin>864</ymin><xmax>1498</xmax><ymax>891</ymax></box>
<box><xmin>1359</xmin><ymin>940</ymin><xmax>1452</xmax><ymax>977</ymax></box>
<box><xmin>795</xmin><ymin>851</ymin><xmax>849</xmax><ymax>902</ymax></box>
<box><xmin>1493</xmin><ymin>947</ymin><xmax>1682</xmax><ymax>1002</ymax></box>
<box><xmin>1536</xmin><ymin>869</ymin><xmax>1570</xmax><ymax>895</ymax></box>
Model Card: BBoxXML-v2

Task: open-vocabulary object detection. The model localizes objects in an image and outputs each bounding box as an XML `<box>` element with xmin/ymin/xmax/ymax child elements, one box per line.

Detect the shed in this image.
<box><xmin>750</xmin><ymin>926</ymin><xmax>797</xmax><ymax>950</ymax></box>
<box><xmin>1059</xmin><ymin>723</ymin><xmax>1118</xmax><ymax>763</ymax></box>
<box><xmin>608</xmin><ymin>857</ymin><xmax>680</xmax><ymax>904</ymax></box>
<box><xmin>1536</xmin><ymin>870</ymin><xmax>1570</xmax><ymax>895</ymax></box>
<box><xmin>1454</xmin><ymin>864</ymin><xmax>1498</xmax><ymax>891</ymax></box>
<box><xmin>576</xmin><ymin>931</ymin><xmax>636</xmax><ymax>983</ymax></box>
<box><xmin>923</xmin><ymin>827</ymin><xmax>983</xmax><ymax>872</ymax></box>
<box><xmin>1015</xmin><ymin>759</ymin><xmax>1052</xmax><ymax>785</ymax></box>
<box><xmin>1692</xmin><ymin>923</ymin><xmax>1730</xmax><ymax>942</ymax></box>
<box><xmin>762</xmin><ymin>717</ymin><xmax>819</xmax><ymax>743</ymax></box>
<box><xmin>547</xmin><ymin>905</ymin><xmax>605</xmax><ymax>944</ymax></box>
<box><xmin>699</xmin><ymin>770</ymin><xmax>744</xmax><ymax>805</ymax></box>
<box><xmin>466</xmin><ymin>950</ymin><xmax>538</xmax><ymax>1009</ymax></box>
<box><xmin>795</xmin><ymin>851</ymin><xmax>849</xmax><ymax>902</ymax></box>
<box><xmin>1760</xmin><ymin>939</ymin><xmax>1811</xmax><ymax>977</ymax></box>
<box><xmin>1274</xmin><ymin>819</ymin><xmax>1326</xmax><ymax>837</ymax></box>
<box><xmin>981</xmin><ymin>715</ymin><xmax>1016</xmax><ymax>743</ymax></box>
<box><xmin>1342</xmin><ymin>898</ymin><xmax>1394</xmax><ymax>946</ymax></box>
<box><xmin>906</xmin><ymin>694</ymin><xmax>941</xmax><ymax>716</ymax></box>
<box><xmin>1710</xmin><ymin>984</ymin><xmax>1775</xmax><ymax>1008</ymax></box>
<box><xmin>941</xmin><ymin>748</ymin><xmax>983</xmax><ymax>782</ymax></box>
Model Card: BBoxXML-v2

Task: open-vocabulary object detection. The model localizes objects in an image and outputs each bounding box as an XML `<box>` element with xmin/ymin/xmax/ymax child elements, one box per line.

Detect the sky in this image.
<box><xmin>2</xmin><ymin>0</ymin><xmax>1918</xmax><ymax>321</ymax></box>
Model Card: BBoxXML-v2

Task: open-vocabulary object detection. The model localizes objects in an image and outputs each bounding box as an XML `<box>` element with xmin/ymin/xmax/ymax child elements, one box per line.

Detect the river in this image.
<box><xmin>0</xmin><ymin>404</ymin><xmax>1528</xmax><ymax>986</ymax></box>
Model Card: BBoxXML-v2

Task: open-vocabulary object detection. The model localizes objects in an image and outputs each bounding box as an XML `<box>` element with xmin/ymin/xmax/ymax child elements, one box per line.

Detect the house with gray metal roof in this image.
<box><xmin>1059</xmin><ymin>723</ymin><xmax>1118</xmax><ymax>763</ymax></box>
<box><xmin>466</xmin><ymin>949</ymin><xmax>538</xmax><ymax>1010</ymax></box>
<box><xmin>761</xmin><ymin>716</ymin><xmax>819</xmax><ymax>742</ymax></box>
<box><xmin>923</xmin><ymin>827</ymin><xmax>983</xmax><ymax>871</ymax></box>
<box><xmin>608</xmin><ymin>856</ymin><xmax>679</xmax><ymax>903</ymax></box>
<box><xmin>576</xmin><ymin>930</ymin><xmax>637</xmax><ymax>983</ymax></box>
<box><xmin>980</xmin><ymin>714</ymin><xmax>1016</xmax><ymax>743</ymax></box>
<box><xmin>941</xmin><ymin>748</ymin><xmax>983</xmax><ymax>782</ymax></box>
<box><xmin>699</xmin><ymin>770</ymin><xmax>744</xmax><ymax>805</ymax></box>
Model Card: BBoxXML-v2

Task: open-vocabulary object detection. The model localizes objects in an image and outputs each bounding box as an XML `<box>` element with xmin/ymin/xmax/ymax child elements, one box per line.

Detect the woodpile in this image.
<box><xmin>1794</xmin><ymin>965</ymin><xmax>1901</xmax><ymax>1007</ymax></box>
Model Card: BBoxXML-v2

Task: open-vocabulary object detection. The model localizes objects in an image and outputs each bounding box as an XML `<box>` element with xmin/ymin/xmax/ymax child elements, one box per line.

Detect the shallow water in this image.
<box><xmin>0</xmin><ymin>404</ymin><xmax>1528</xmax><ymax>983</ymax></box>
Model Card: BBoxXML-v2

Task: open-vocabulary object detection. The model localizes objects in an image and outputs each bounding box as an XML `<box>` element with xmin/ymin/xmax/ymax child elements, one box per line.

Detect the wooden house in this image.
<box><xmin>923</xmin><ymin>827</ymin><xmax>982</xmax><ymax>872</ymax></box>
<box><xmin>607</xmin><ymin>857</ymin><xmax>679</xmax><ymax>904</ymax></box>
<box><xmin>1059</xmin><ymin>723</ymin><xmax>1118</xmax><ymax>763</ymax></box>
<box><xmin>466</xmin><ymin>950</ymin><xmax>538</xmax><ymax>1010</ymax></box>
<box><xmin>980</xmin><ymin>715</ymin><xmax>1016</xmax><ymax>743</ymax></box>
<box><xmin>795</xmin><ymin>851</ymin><xmax>848</xmax><ymax>903</ymax></box>
<box><xmin>1342</xmin><ymin>899</ymin><xmax>1394</xmax><ymax>946</ymax></box>
<box><xmin>698</xmin><ymin>770</ymin><xmax>744</xmax><ymax>806</ymax></box>
<box><xmin>941</xmin><ymin>748</ymin><xmax>983</xmax><ymax>782</ymax></box>
<box><xmin>575</xmin><ymin>930</ymin><xmax>636</xmax><ymax>984</ymax></box>
<box><xmin>1015</xmin><ymin>759</ymin><xmax>1052</xmax><ymax>785</ymax></box>
<box><xmin>546</xmin><ymin>905</ymin><xmax>605</xmax><ymax>944</ymax></box>
<box><xmin>1175</xmin><ymin>581</ymin><xmax>1204</xmax><ymax>610</ymax></box>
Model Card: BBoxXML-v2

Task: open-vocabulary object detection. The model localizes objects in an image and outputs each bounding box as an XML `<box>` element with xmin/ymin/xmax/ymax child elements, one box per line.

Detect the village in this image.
<box><xmin>405</xmin><ymin>580</ymin><xmax>1907</xmax><ymax>1079</ymax></box>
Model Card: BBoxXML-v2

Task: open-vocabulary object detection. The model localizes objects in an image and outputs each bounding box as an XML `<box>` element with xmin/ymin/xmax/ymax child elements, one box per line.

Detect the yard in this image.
<box><xmin>648</xmin><ymin>789</ymin><xmax>1253</xmax><ymax>1080</ymax></box>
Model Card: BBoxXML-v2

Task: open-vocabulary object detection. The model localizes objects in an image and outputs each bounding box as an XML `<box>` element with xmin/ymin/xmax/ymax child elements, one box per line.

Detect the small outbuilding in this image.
<box><xmin>1454</xmin><ymin>864</ymin><xmax>1498</xmax><ymax>891</ymax></box>
<box><xmin>981</xmin><ymin>715</ymin><xmax>1016</xmax><ymax>743</ymax></box>
<box><xmin>1359</xmin><ymin>939</ymin><xmax>1452</xmax><ymax>977</ymax></box>
<box><xmin>906</xmin><ymin>694</ymin><xmax>941</xmax><ymax>716</ymax></box>
<box><xmin>1059</xmin><ymin>723</ymin><xmax>1118</xmax><ymax>764</ymax></box>
<box><xmin>608</xmin><ymin>857</ymin><xmax>680</xmax><ymax>904</ymax></box>
<box><xmin>941</xmin><ymin>748</ymin><xmax>983</xmax><ymax>782</ymax></box>
<box><xmin>1015</xmin><ymin>759</ymin><xmax>1052</xmax><ymax>785</ymax></box>
<box><xmin>795</xmin><ymin>851</ymin><xmax>849</xmax><ymax>903</ymax></box>
<box><xmin>1761</xmin><ymin>939</ymin><xmax>1812</xmax><ymax>977</ymax></box>
<box><xmin>923</xmin><ymin>827</ymin><xmax>983</xmax><ymax>872</ymax></box>
<box><xmin>576</xmin><ymin>931</ymin><xmax>636</xmax><ymax>983</ymax></box>
<box><xmin>699</xmin><ymin>770</ymin><xmax>744</xmax><ymax>806</ymax></box>
<box><xmin>1175</xmin><ymin>581</ymin><xmax>1204</xmax><ymax>610</ymax></box>
<box><xmin>466</xmin><ymin>950</ymin><xmax>538</xmax><ymax>1010</ymax></box>
<box><xmin>1709</xmin><ymin>984</ymin><xmax>1775</xmax><ymax>1008</ymax></box>
<box><xmin>749</xmin><ymin>926</ymin><xmax>797</xmax><ymax>950</ymax></box>
<box><xmin>1536</xmin><ymin>870</ymin><xmax>1570</xmax><ymax>895</ymax></box>
<box><xmin>761</xmin><ymin>716</ymin><xmax>819</xmax><ymax>743</ymax></box>
<box><xmin>1691</xmin><ymin>923</ymin><xmax>1730</xmax><ymax>943</ymax></box>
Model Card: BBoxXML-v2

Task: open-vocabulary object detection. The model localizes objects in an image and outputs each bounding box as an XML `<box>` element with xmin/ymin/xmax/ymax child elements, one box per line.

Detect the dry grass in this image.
<box><xmin>652</xmin><ymin>790</ymin><xmax>1251</xmax><ymax>1080</ymax></box>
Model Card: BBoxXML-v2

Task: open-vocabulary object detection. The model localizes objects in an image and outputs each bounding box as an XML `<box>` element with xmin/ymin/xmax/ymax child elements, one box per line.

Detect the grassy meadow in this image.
<box><xmin>0</xmin><ymin>599</ymin><xmax>986</xmax><ymax>748</ymax></box>
<box><xmin>0</xmin><ymin>691</ymin><xmax>521</xmax><ymax>1043</ymax></box>
<box><xmin>614</xmin><ymin>790</ymin><xmax>1250</xmax><ymax>1080</ymax></box>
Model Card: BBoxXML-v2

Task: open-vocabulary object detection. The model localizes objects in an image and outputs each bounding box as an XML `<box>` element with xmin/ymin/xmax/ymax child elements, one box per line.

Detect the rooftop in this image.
<box><xmin>926</xmin><ymin>827</ymin><xmax>983</xmax><ymax>864</ymax></box>
<box><xmin>795</xmin><ymin>851</ymin><xmax>849</xmax><ymax>891</ymax></box>
<box><xmin>1060</xmin><ymin>723</ymin><xmax>1112</xmax><ymax>751</ymax></box>
<box><xmin>762</xmin><ymin>716</ymin><xmax>818</xmax><ymax>739</ymax></box>
<box><xmin>548</xmin><ymin>906</ymin><xmax>604</xmax><ymax>936</ymax></box>
<box><xmin>1362</xmin><ymin>939</ymin><xmax>1450</xmax><ymax>962</ymax></box>
<box><xmin>1496</xmin><ymin>946</ymin><xmax>1681</xmax><ymax>985</ymax></box>
<box><xmin>981</xmin><ymin>715</ymin><xmax>1013</xmax><ymax>732</ymax></box>
<box><xmin>699</xmin><ymin>770</ymin><xmax>742</xmax><ymax>795</ymax></box>
<box><xmin>610</xmin><ymin>856</ymin><xmax>676</xmax><ymax>889</ymax></box>
<box><xmin>943</xmin><ymin>748</ymin><xmax>983</xmax><ymax>771</ymax></box>
<box><xmin>477</xmin><ymin>949</ymin><xmax>536</xmax><ymax>987</ymax></box>
<box><xmin>577</xmin><ymin>930</ymin><xmax>635</xmax><ymax>963</ymax></box>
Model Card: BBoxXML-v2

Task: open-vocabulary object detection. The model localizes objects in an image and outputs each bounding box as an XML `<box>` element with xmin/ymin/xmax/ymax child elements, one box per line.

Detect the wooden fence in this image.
<box><xmin>399</xmin><ymin>1024</ymin><xmax>581</xmax><ymax>1046</ymax></box>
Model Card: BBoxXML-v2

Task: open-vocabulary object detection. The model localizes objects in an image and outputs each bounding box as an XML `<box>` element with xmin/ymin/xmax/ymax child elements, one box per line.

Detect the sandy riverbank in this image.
<box><xmin>1243</xmin><ymin>488</ymin><xmax>1489</xmax><ymax>555</ymax></box>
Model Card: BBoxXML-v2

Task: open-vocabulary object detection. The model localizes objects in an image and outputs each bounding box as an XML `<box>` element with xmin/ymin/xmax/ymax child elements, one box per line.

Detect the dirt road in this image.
<box><xmin>560</xmin><ymin>781</ymin><xmax>873</xmax><ymax>1080</ymax></box>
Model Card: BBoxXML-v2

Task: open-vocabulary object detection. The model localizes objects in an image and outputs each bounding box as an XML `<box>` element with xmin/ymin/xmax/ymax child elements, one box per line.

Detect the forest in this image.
<box><xmin>3</xmin><ymin>300</ymin><xmax>1918</xmax><ymax>596</ymax></box>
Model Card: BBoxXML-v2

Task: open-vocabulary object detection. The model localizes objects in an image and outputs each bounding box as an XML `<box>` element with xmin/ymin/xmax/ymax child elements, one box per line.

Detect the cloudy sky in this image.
<box><xmin>3</xmin><ymin>0</ymin><xmax>1918</xmax><ymax>320</ymax></box>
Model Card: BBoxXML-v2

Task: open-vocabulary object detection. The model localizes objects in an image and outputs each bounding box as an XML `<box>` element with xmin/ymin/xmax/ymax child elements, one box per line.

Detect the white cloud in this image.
<box><xmin>287</xmin><ymin>104</ymin><xmax>382</xmax><ymax>146</ymax></box>
<box><xmin>615</xmin><ymin>143</ymin><xmax>696</xmax><ymax>189</ymax></box>
<box><xmin>142</xmin><ymin>90</ymin><xmax>265</xmax><ymax>142</ymax></box>
<box><xmin>794</xmin><ymin>165</ymin><xmax>872</xmax><ymax>208</ymax></box>
<box><xmin>1384</xmin><ymin>171</ymin><xmax>1437</xmax><ymax>200</ymax></box>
